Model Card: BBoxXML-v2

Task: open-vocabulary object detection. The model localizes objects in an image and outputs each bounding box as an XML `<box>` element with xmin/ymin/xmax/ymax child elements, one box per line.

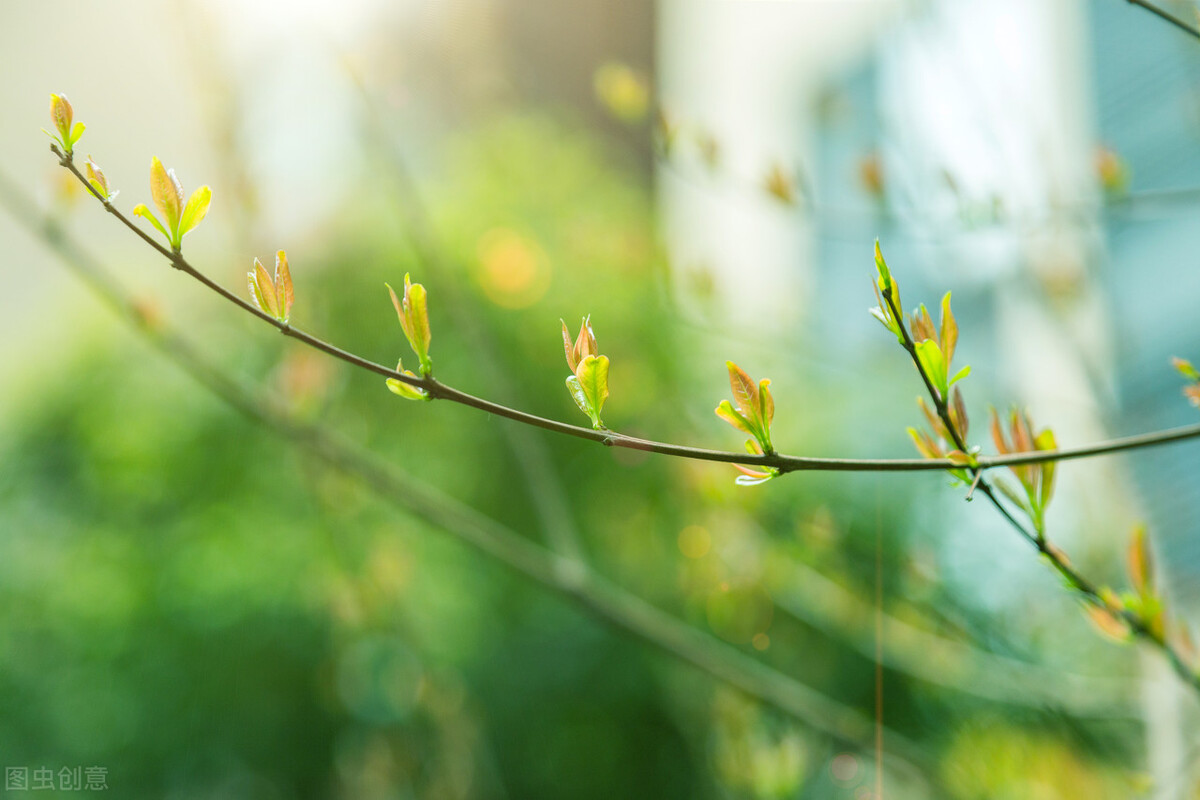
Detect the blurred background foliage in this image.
<box><xmin>1</xmin><ymin>0</ymin><xmax>1198</xmax><ymax>798</ymax></box>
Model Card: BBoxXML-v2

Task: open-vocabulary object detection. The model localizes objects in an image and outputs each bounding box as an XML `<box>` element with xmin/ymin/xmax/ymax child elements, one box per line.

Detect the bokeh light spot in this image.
<box><xmin>831</xmin><ymin>752</ymin><xmax>859</xmax><ymax>784</ymax></box>
<box><xmin>474</xmin><ymin>227</ymin><xmax>551</xmax><ymax>309</ymax></box>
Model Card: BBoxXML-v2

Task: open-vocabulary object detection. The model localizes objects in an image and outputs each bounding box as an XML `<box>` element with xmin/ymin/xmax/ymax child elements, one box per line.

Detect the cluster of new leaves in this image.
<box><xmin>247</xmin><ymin>250</ymin><xmax>295</xmax><ymax>324</ymax></box>
<box><xmin>561</xmin><ymin>317</ymin><xmax>610</xmax><ymax>430</ymax></box>
<box><xmin>44</xmin><ymin>98</ymin><xmax>212</xmax><ymax>255</ymax></box>
<box><xmin>385</xmin><ymin>275</ymin><xmax>433</xmax><ymax>401</ymax></box>
<box><xmin>84</xmin><ymin>156</ymin><xmax>117</xmax><ymax>202</ymax></box>
<box><xmin>1088</xmin><ymin>528</ymin><xmax>1198</xmax><ymax>672</ymax></box>
<box><xmin>989</xmin><ymin>410</ymin><xmax>1058</xmax><ymax>539</ymax></box>
<box><xmin>909</xmin><ymin>294</ymin><xmax>971</xmax><ymax>404</ymax></box>
<box><xmin>44</xmin><ymin>97</ymin><xmax>212</xmax><ymax>253</ymax></box>
<box><xmin>871</xmin><ymin>244</ymin><xmax>975</xmax><ymax>472</ymax></box>
<box><xmin>133</xmin><ymin>157</ymin><xmax>212</xmax><ymax>252</ymax></box>
<box><xmin>42</xmin><ymin>94</ymin><xmax>85</xmax><ymax>156</ymax></box>
<box><xmin>1173</xmin><ymin>356</ymin><xmax>1200</xmax><ymax>407</ymax></box>
<box><xmin>715</xmin><ymin>361</ymin><xmax>778</xmax><ymax>486</ymax></box>
<box><xmin>871</xmin><ymin>243</ymin><xmax>1060</xmax><ymax>539</ymax></box>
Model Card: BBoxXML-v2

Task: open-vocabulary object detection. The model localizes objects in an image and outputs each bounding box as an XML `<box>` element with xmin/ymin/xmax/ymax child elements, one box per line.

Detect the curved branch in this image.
<box><xmin>50</xmin><ymin>144</ymin><xmax>1200</xmax><ymax>481</ymax></box>
<box><xmin>881</xmin><ymin>287</ymin><xmax>1200</xmax><ymax>696</ymax></box>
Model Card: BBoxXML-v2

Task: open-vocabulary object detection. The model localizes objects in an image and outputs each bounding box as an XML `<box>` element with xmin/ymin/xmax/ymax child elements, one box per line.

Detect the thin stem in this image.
<box><xmin>882</xmin><ymin>288</ymin><xmax>1200</xmax><ymax>694</ymax></box>
<box><xmin>50</xmin><ymin>144</ymin><xmax>1200</xmax><ymax>478</ymax></box>
<box><xmin>1125</xmin><ymin>0</ymin><xmax>1200</xmax><ymax>41</ymax></box>
<box><xmin>0</xmin><ymin>170</ymin><xmax>935</xmax><ymax>779</ymax></box>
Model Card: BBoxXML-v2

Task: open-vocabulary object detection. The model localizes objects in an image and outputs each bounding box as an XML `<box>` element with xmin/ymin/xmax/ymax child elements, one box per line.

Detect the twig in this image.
<box><xmin>1125</xmin><ymin>0</ymin><xmax>1200</xmax><ymax>41</ymax></box>
<box><xmin>350</xmin><ymin>75</ymin><xmax>587</xmax><ymax>563</ymax></box>
<box><xmin>881</xmin><ymin>286</ymin><xmax>1200</xmax><ymax>696</ymax></box>
<box><xmin>49</xmin><ymin>144</ymin><xmax>1200</xmax><ymax>478</ymax></box>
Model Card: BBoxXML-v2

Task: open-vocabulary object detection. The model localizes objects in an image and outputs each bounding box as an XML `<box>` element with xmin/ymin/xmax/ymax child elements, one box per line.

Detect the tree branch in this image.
<box><xmin>881</xmin><ymin>287</ymin><xmax>1200</xmax><ymax>696</ymax></box>
<box><xmin>49</xmin><ymin>144</ymin><xmax>1200</xmax><ymax>479</ymax></box>
<box><xmin>1125</xmin><ymin>0</ymin><xmax>1200</xmax><ymax>41</ymax></box>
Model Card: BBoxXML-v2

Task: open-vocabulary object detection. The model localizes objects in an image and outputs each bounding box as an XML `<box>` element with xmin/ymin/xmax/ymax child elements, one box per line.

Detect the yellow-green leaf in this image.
<box><xmin>1034</xmin><ymin>428</ymin><xmax>1057</xmax><ymax>510</ymax></box>
<box><xmin>716</xmin><ymin>400</ymin><xmax>755</xmax><ymax>437</ymax></box>
<box><xmin>85</xmin><ymin>155</ymin><xmax>113</xmax><ymax>199</ymax></box>
<box><xmin>50</xmin><ymin>94</ymin><xmax>73</xmax><ymax>142</ymax></box>
<box><xmin>178</xmin><ymin>185</ymin><xmax>211</xmax><ymax>240</ymax></box>
<box><xmin>149</xmin><ymin>157</ymin><xmax>182</xmax><ymax>238</ymax></box>
<box><xmin>405</xmin><ymin>275</ymin><xmax>432</xmax><ymax>374</ymax></box>
<box><xmin>940</xmin><ymin>292</ymin><xmax>958</xmax><ymax>364</ymax></box>
<box><xmin>566</xmin><ymin>375</ymin><xmax>594</xmax><ymax>423</ymax></box>
<box><xmin>561</xmin><ymin>319</ymin><xmax>577</xmax><ymax>371</ymax></box>
<box><xmin>915</xmin><ymin>339</ymin><xmax>948</xmax><ymax>399</ymax></box>
<box><xmin>250</xmin><ymin>257</ymin><xmax>279</xmax><ymax>318</ymax></box>
<box><xmin>274</xmin><ymin>250</ymin><xmax>294</xmax><ymax>322</ymax></box>
<box><xmin>874</xmin><ymin>239</ymin><xmax>900</xmax><ymax>315</ymax></box>
<box><xmin>576</xmin><ymin>354</ymin><xmax>609</xmax><ymax>428</ymax></box>
<box><xmin>133</xmin><ymin>203</ymin><xmax>171</xmax><ymax>242</ymax></box>
<box><xmin>386</xmin><ymin>282</ymin><xmax>412</xmax><ymax>343</ymax></box>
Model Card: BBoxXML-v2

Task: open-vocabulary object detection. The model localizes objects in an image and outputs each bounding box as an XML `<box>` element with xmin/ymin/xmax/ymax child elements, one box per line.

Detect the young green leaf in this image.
<box><xmin>178</xmin><ymin>185</ymin><xmax>212</xmax><ymax>240</ymax></box>
<box><xmin>715</xmin><ymin>400</ymin><xmax>755</xmax><ymax>437</ymax></box>
<box><xmin>940</xmin><ymin>292</ymin><xmax>958</xmax><ymax>364</ymax></box>
<box><xmin>870</xmin><ymin>241</ymin><xmax>906</xmax><ymax>344</ymax></box>
<box><xmin>133</xmin><ymin>204</ymin><xmax>171</xmax><ymax>242</ymax></box>
<box><xmin>68</xmin><ymin>121</ymin><xmax>85</xmax><ymax>150</ymax></box>
<box><xmin>274</xmin><ymin>250</ymin><xmax>294</xmax><ymax>322</ymax></box>
<box><xmin>249</xmin><ymin>257</ymin><xmax>280</xmax><ymax>318</ymax></box>
<box><xmin>43</xmin><ymin>94</ymin><xmax>84</xmax><ymax>155</ymax></box>
<box><xmin>150</xmin><ymin>156</ymin><xmax>183</xmax><ymax>237</ymax></box>
<box><xmin>575</xmin><ymin>354</ymin><xmax>610</xmax><ymax>429</ymax></box>
<box><xmin>84</xmin><ymin>155</ymin><xmax>117</xmax><ymax>201</ymax></box>
<box><xmin>914</xmin><ymin>339</ymin><xmax>948</xmax><ymax>399</ymax></box>
<box><xmin>387</xmin><ymin>274</ymin><xmax>433</xmax><ymax>376</ymax></box>
<box><xmin>51</xmin><ymin>94</ymin><xmax>73</xmax><ymax>143</ymax></box>
<box><xmin>1034</xmin><ymin>428</ymin><xmax>1057</xmax><ymax>511</ymax></box>
<box><xmin>716</xmin><ymin>361</ymin><xmax>775</xmax><ymax>461</ymax></box>
<box><xmin>385</xmin><ymin>360</ymin><xmax>429</xmax><ymax>401</ymax></box>
<box><xmin>565</xmin><ymin>375</ymin><xmax>590</xmax><ymax>420</ymax></box>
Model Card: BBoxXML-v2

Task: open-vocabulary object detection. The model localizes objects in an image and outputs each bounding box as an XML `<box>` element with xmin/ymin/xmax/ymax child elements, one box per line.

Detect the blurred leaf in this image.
<box><xmin>1127</xmin><ymin>525</ymin><xmax>1153</xmax><ymax>597</ymax></box>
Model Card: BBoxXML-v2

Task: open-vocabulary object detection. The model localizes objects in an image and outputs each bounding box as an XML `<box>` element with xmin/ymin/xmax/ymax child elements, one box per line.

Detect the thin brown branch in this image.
<box><xmin>1125</xmin><ymin>0</ymin><xmax>1200</xmax><ymax>41</ymax></box>
<box><xmin>50</xmin><ymin>144</ymin><xmax>1200</xmax><ymax>480</ymax></box>
<box><xmin>881</xmin><ymin>287</ymin><xmax>1200</xmax><ymax>696</ymax></box>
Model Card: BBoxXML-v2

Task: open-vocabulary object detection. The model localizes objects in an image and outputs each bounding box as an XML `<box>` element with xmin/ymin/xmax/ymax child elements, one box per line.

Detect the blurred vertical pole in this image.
<box><xmin>656</xmin><ymin>0</ymin><xmax>899</xmax><ymax>341</ymax></box>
